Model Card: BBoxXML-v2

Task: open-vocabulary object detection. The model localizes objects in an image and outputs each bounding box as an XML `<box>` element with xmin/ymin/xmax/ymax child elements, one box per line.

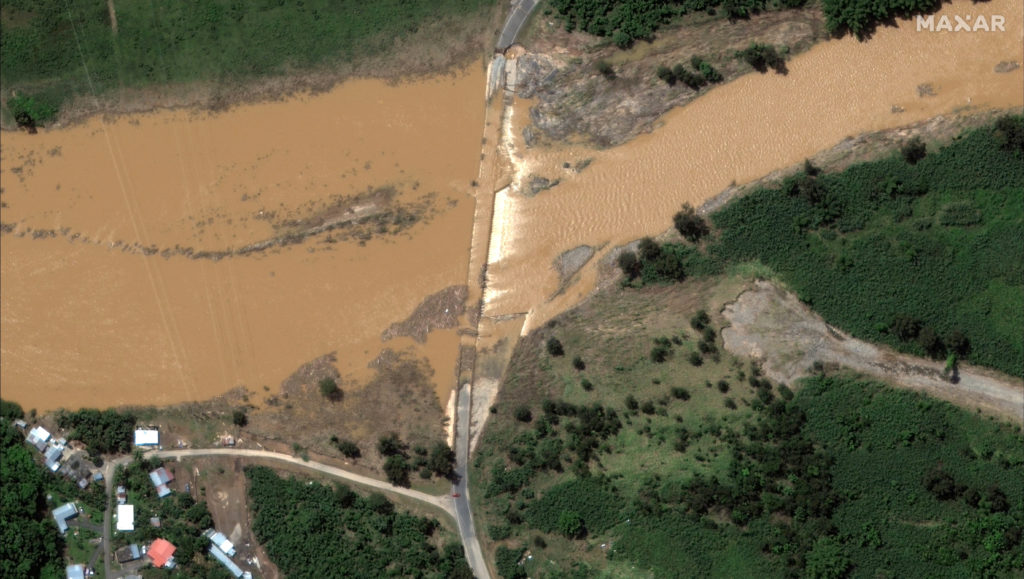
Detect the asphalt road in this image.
<box><xmin>452</xmin><ymin>384</ymin><xmax>490</xmax><ymax>578</ymax></box>
<box><xmin>496</xmin><ymin>0</ymin><xmax>538</xmax><ymax>50</ymax></box>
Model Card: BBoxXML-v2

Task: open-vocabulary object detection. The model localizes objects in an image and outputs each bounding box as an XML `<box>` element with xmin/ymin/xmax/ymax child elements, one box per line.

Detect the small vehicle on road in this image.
<box><xmin>452</xmin><ymin>493</ymin><xmax>461</xmax><ymax>498</ymax></box>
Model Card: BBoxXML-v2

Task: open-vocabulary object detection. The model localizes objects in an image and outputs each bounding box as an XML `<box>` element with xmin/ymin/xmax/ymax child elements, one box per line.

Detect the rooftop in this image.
<box><xmin>147</xmin><ymin>538</ymin><xmax>176</xmax><ymax>568</ymax></box>
<box><xmin>116</xmin><ymin>504</ymin><xmax>135</xmax><ymax>532</ymax></box>
<box><xmin>52</xmin><ymin>502</ymin><xmax>78</xmax><ymax>534</ymax></box>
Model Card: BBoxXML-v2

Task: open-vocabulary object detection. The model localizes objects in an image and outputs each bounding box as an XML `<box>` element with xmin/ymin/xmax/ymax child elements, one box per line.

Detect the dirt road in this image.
<box><xmin>148</xmin><ymin>448</ymin><xmax>456</xmax><ymax>516</ymax></box>
<box><xmin>721</xmin><ymin>281</ymin><xmax>1024</xmax><ymax>423</ymax></box>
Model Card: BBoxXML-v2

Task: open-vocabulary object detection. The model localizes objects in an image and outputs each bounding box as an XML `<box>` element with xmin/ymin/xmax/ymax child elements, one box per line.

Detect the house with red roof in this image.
<box><xmin>147</xmin><ymin>538</ymin><xmax>177</xmax><ymax>568</ymax></box>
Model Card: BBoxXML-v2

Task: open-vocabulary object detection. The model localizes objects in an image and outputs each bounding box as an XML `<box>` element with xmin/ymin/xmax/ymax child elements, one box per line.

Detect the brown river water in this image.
<box><xmin>2</xmin><ymin>0</ymin><xmax>1020</xmax><ymax>412</ymax></box>
<box><xmin>1</xmin><ymin>70</ymin><xmax>484</xmax><ymax>410</ymax></box>
<box><xmin>485</xmin><ymin>0</ymin><xmax>1023</xmax><ymax>333</ymax></box>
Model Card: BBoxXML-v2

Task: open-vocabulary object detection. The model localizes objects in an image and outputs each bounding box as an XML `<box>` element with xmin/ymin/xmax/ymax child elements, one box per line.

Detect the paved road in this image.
<box><xmin>149</xmin><ymin>448</ymin><xmax>456</xmax><ymax>516</ymax></box>
<box><xmin>452</xmin><ymin>384</ymin><xmax>490</xmax><ymax>578</ymax></box>
<box><xmin>496</xmin><ymin>0</ymin><xmax>538</xmax><ymax>50</ymax></box>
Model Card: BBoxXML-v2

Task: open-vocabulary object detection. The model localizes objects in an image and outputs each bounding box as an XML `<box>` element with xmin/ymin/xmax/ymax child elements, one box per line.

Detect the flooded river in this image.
<box><xmin>2</xmin><ymin>0</ymin><xmax>1020</xmax><ymax>413</ymax></box>
<box><xmin>484</xmin><ymin>0</ymin><xmax>1023</xmax><ymax>333</ymax></box>
<box><xmin>1</xmin><ymin>69</ymin><xmax>484</xmax><ymax>411</ymax></box>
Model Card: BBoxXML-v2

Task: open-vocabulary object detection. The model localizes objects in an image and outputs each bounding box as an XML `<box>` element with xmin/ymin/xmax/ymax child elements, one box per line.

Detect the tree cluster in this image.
<box><xmin>247</xmin><ymin>466</ymin><xmax>471</xmax><ymax>577</ymax></box>
<box><xmin>56</xmin><ymin>408</ymin><xmax>136</xmax><ymax>455</ymax></box>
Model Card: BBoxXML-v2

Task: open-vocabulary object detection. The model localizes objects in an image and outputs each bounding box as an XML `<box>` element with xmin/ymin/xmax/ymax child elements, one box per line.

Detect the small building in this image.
<box><xmin>115</xmin><ymin>544</ymin><xmax>142</xmax><ymax>563</ymax></box>
<box><xmin>116</xmin><ymin>504</ymin><xmax>135</xmax><ymax>532</ymax></box>
<box><xmin>116</xmin><ymin>486</ymin><xmax>127</xmax><ymax>505</ymax></box>
<box><xmin>209</xmin><ymin>546</ymin><xmax>243</xmax><ymax>578</ymax></box>
<box><xmin>149</xmin><ymin>467</ymin><xmax>174</xmax><ymax>498</ymax></box>
<box><xmin>204</xmin><ymin>529</ymin><xmax>236</xmax><ymax>557</ymax></box>
<box><xmin>26</xmin><ymin>426</ymin><xmax>51</xmax><ymax>452</ymax></box>
<box><xmin>76</xmin><ymin>478</ymin><xmax>89</xmax><ymax>490</ymax></box>
<box><xmin>44</xmin><ymin>446</ymin><xmax>63</xmax><ymax>471</ymax></box>
<box><xmin>14</xmin><ymin>419</ymin><xmax>27</xmax><ymax>429</ymax></box>
<box><xmin>134</xmin><ymin>429</ymin><xmax>160</xmax><ymax>447</ymax></box>
<box><xmin>52</xmin><ymin>502</ymin><xmax>78</xmax><ymax>534</ymax></box>
<box><xmin>147</xmin><ymin>538</ymin><xmax>177</xmax><ymax>568</ymax></box>
<box><xmin>65</xmin><ymin>564</ymin><xmax>86</xmax><ymax>579</ymax></box>
<box><xmin>92</xmin><ymin>471</ymin><xmax>104</xmax><ymax>482</ymax></box>
<box><xmin>149</xmin><ymin>517</ymin><xmax>161</xmax><ymax>528</ymax></box>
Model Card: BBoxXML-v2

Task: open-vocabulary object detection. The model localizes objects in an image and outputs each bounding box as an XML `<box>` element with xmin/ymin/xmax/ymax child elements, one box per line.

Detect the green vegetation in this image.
<box><xmin>114</xmin><ymin>458</ymin><xmax>225</xmax><ymax>576</ymax></box>
<box><xmin>56</xmin><ymin>408</ymin><xmax>136</xmax><ymax>455</ymax></box>
<box><xmin>474</xmin><ymin>295</ymin><xmax>1024</xmax><ymax>577</ymax></box>
<box><xmin>619</xmin><ymin>118</ymin><xmax>1024</xmax><ymax>376</ymax></box>
<box><xmin>549</xmin><ymin>0</ymin><xmax>807</xmax><ymax>48</ymax></box>
<box><xmin>657</xmin><ymin>56</ymin><xmax>723</xmax><ymax>88</ymax></box>
<box><xmin>822</xmin><ymin>0</ymin><xmax>940</xmax><ymax>38</ymax></box>
<box><xmin>331</xmin><ymin>436</ymin><xmax>362</xmax><ymax>459</ymax></box>
<box><xmin>1</xmin><ymin>0</ymin><xmax>495</xmax><ymax>123</ymax></box>
<box><xmin>733</xmin><ymin>42</ymin><xmax>787</xmax><ymax>73</ymax></box>
<box><xmin>318</xmin><ymin>377</ymin><xmax>341</xmax><ymax>400</ymax></box>
<box><xmin>377</xmin><ymin>432</ymin><xmax>454</xmax><ymax>486</ymax></box>
<box><xmin>247</xmin><ymin>466</ymin><xmax>471</xmax><ymax>577</ymax></box>
<box><xmin>231</xmin><ymin>409</ymin><xmax>247</xmax><ymax>427</ymax></box>
<box><xmin>0</xmin><ymin>420</ymin><xmax>62</xmax><ymax>578</ymax></box>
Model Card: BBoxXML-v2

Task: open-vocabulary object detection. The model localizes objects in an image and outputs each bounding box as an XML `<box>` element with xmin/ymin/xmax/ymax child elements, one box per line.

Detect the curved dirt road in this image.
<box><xmin>148</xmin><ymin>448</ymin><xmax>456</xmax><ymax>516</ymax></box>
<box><xmin>722</xmin><ymin>281</ymin><xmax>1024</xmax><ymax>423</ymax></box>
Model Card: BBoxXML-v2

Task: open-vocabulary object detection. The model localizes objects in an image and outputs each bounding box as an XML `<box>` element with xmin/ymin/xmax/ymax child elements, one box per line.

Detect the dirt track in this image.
<box><xmin>721</xmin><ymin>281</ymin><xmax>1024</xmax><ymax>424</ymax></box>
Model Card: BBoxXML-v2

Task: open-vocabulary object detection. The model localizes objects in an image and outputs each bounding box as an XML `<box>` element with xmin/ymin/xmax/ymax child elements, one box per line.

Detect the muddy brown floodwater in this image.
<box><xmin>1</xmin><ymin>67</ymin><xmax>485</xmax><ymax>411</ymax></box>
<box><xmin>485</xmin><ymin>0</ymin><xmax>1023</xmax><ymax>334</ymax></box>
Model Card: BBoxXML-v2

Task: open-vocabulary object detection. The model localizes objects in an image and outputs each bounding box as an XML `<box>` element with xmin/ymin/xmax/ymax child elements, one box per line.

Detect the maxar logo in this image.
<box><xmin>916</xmin><ymin>14</ymin><xmax>1006</xmax><ymax>32</ymax></box>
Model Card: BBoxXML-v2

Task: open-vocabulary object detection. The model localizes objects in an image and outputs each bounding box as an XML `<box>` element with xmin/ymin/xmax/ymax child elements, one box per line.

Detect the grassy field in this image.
<box><xmin>473</xmin><ymin>274</ymin><xmax>1024</xmax><ymax>577</ymax></box>
<box><xmin>1</xmin><ymin>0</ymin><xmax>497</xmax><ymax>125</ymax></box>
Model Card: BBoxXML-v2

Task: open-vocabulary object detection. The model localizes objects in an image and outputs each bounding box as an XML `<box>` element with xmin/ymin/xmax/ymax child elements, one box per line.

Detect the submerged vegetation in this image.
<box><xmin>247</xmin><ymin>466</ymin><xmax>471</xmax><ymax>577</ymax></box>
<box><xmin>618</xmin><ymin>118</ymin><xmax>1024</xmax><ymax>376</ymax></box>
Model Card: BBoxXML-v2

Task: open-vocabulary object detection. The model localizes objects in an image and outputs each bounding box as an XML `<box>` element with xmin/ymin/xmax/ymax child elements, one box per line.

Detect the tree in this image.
<box><xmin>383</xmin><ymin>454</ymin><xmax>411</xmax><ymax>487</ymax></box>
<box><xmin>318</xmin><ymin>377</ymin><xmax>341</xmax><ymax>399</ymax></box>
<box><xmin>805</xmin><ymin>536</ymin><xmax>851</xmax><ymax>579</ymax></box>
<box><xmin>616</xmin><ymin>250</ymin><xmax>642</xmax><ymax>280</ymax></box>
<box><xmin>656</xmin><ymin>65</ymin><xmax>676</xmax><ymax>85</ymax></box>
<box><xmin>377</xmin><ymin>432</ymin><xmax>406</xmax><ymax>457</ymax></box>
<box><xmin>546</xmin><ymin>337</ymin><xmax>565</xmax><ymax>357</ymax></box>
<box><xmin>335</xmin><ymin>439</ymin><xmax>361</xmax><ymax>459</ymax></box>
<box><xmin>428</xmin><ymin>441</ymin><xmax>456</xmax><ymax>478</ymax></box>
<box><xmin>917</xmin><ymin>326</ymin><xmax>946</xmax><ymax>359</ymax></box>
<box><xmin>890</xmin><ymin>314</ymin><xmax>921</xmax><ymax>341</ymax></box>
<box><xmin>993</xmin><ymin>114</ymin><xmax>1024</xmax><ymax>156</ymax></box>
<box><xmin>232</xmin><ymin>409</ymin><xmax>248</xmax><ymax>427</ymax></box>
<box><xmin>557</xmin><ymin>510</ymin><xmax>584</xmax><ymax>538</ymax></box>
<box><xmin>923</xmin><ymin>469</ymin><xmax>958</xmax><ymax>500</ymax></box>
<box><xmin>688</xmin><ymin>351</ymin><xmax>704</xmax><ymax>366</ymax></box>
<box><xmin>572</xmin><ymin>356</ymin><xmax>586</xmax><ymax>370</ymax></box>
<box><xmin>690</xmin><ymin>309</ymin><xmax>710</xmax><ymax>331</ymax></box>
<box><xmin>624</xmin><ymin>395</ymin><xmax>639</xmax><ymax>411</ymax></box>
<box><xmin>581</xmin><ymin>378</ymin><xmax>594</xmax><ymax>391</ymax></box>
<box><xmin>638</xmin><ymin>237</ymin><xmax>662</xmax><ymax>261</ymax></box>
<box><xmin>673</xmin><ymin>204</ymin><xmax>709</xmax><ymax>243</ymax></box>
<box><xmin>734</xmin><ymin>42</ymin><xmax>786</xmax><ymax>73</ymax></box>
<box><xmin>0</xmin><ymin>399</ymin><xmax>24</xmax><ymax>421</ymax></box>
<box><xmin>650</xmin><ymin>344</ymin><xmax>670</xmax><ymax>363</ymax></box>
<box><xmin>901</xmin><ymin>136</ymin><xmax>927</xmax><ymax>164</ymax></box>
<box><xmin>595</xmin><ymin>60</ymin><xmax>615</xmax><ymax>79</ymax></box>
<box><xmin>514</xmin><ymin>406</ymin><xmax>533</xmax><ymax>423</ymax></box>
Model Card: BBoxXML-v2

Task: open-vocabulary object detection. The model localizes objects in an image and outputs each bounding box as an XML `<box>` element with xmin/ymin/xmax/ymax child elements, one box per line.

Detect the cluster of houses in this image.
<box><xmin>23</xmin><ymin>424</ymin><xmax>102</xmax><ymax>490</ymax></box>
<box><xmin>18</xmin><ymin>421</ymin><xmax>255</xmax><ymax>578</ymax></box>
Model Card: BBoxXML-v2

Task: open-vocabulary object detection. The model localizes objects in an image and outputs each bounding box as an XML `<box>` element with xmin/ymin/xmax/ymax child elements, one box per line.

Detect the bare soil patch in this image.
<box><xmin>245</xmin><ymin>350</ymin><xmax>449</xmax><ymax>472</ymax></box>
<box><xmin>721</xmin><ymin>281</ymin><xmax>1024</xmax><ymax>423</ymax></box>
